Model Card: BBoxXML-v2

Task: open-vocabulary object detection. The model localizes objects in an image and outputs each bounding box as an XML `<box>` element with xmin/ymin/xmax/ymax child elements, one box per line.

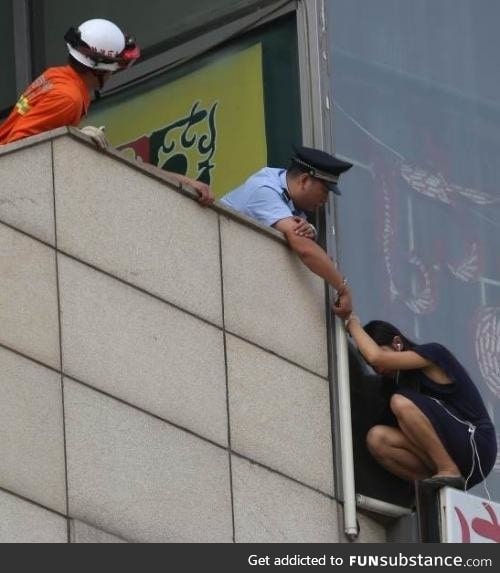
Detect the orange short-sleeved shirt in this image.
<box><xmin>0</xmin><ymin>65</ymin><xmax>90</xmax><ymax>145</ymax></box>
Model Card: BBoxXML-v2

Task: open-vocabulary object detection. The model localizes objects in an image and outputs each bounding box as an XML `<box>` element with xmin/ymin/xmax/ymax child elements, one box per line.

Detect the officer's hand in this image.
<box><xmin>292</xmin><ymin>216</ymin><xmax>317</xmax><ymax>240</ymax></box>
<box><xmin>332</xmin><ymin>289</ymin><xmax>353</xmax><ymax>320</ymax></box>
<box><xmin>80</xmin><ymin>125</ymin><xmax>109</xmax><ymax>150</ymax></box>
<box><xmin>187</xmin><ymin>178</ymin><xmax>215</xmax><ymax>206</ymax></box>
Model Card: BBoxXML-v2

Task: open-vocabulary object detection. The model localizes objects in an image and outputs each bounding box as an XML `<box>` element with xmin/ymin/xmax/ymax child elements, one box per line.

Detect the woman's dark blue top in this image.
<box><xmin>396</xmin><ymin>343</ymin><xmax>497</xmax><ymax>488</ymax></box>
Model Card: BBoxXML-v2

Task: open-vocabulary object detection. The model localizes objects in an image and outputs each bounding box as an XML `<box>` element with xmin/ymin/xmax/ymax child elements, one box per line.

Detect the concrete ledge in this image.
<box><xmin>1</xmin><ymin>127</ymin><xmax>289</xmax><ymax>246</ymax></box>
<box><xmin>0</xmin><ymin>127</ymin><xmax>70</xmax><ymax>157</ymax></box>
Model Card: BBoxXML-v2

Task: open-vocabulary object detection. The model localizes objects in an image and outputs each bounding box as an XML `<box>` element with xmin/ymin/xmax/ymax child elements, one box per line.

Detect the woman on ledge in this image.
<box><xmin>344</xmin><ymin>316</ymin><xmax>497</xmax><ymax>490</ymax></box>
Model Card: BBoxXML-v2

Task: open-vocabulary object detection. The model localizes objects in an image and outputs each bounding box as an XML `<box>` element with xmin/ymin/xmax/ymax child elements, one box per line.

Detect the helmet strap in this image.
<box><xmin>90</xmin><ymin>69</ymin><xmax>108</xmax><ymax>90</ymax></box>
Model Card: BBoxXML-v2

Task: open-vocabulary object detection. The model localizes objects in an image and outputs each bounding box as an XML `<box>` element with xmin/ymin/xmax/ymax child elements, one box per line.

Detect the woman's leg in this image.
<box><xmin>366</xmin><ymin>425</ymin><xmax>434</xmax><ymax>481</ymax></box>
<box><xmin>390</xmin><ymin>394</ymin><xmax>461</xmax><ymax>478</ymax></box>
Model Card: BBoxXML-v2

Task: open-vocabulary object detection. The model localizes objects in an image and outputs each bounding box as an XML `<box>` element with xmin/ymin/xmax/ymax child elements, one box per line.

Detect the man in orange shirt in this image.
<box><xmin>0</xmin><ymin>18</ymin><xmax>214</xmax><ymax>205</ymax></box>
<box><xmin>0</xmin><ymin>19</ymin><xmax>137</xmax><ymax>147</ymax></box>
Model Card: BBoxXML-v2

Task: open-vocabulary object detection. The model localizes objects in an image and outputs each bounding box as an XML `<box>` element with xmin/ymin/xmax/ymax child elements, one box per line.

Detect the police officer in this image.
<box><xmin>220</xmin><ymin>146</ymin><xmax>353</xmax><ymax>318</ymax></box>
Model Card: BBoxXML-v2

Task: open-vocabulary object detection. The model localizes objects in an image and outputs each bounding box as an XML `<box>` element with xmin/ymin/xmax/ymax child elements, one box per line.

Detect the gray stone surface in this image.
<box><xmin>70</xmin><ymin>520</ymin><xmax>127</xmax><ymax>543</ymax></box>
<box><xmin>53</xmin><ymin>137</ymin><xmax>222</xmax><ymax>326</ymax></box>
<box><xmin>58</xmin><ymin>255</ymin><xmax>227</xmax><ymax>445</ymax></box>
<box><xmin>0</xmin><ymin>347</ymin><xmax>66</xmax><ymax>513</ymax></box>
<box><xmin>0</xmin><ymin>127</ymin><xmax>69</xmax><ymax>156</ymax></box>
<box><xmin>0</xmin><ymin>490</ymin><xmax>67</xmax><ymax>543</ymax></box>
<box><xmin>227</xmin><ymin>336</ymin><xmax>334</xmax><ymax>494</ymax></box>
<box><xmin>220</xmin><ymin>216</ymin><xmax>328</xmax><ymax>377</ymax></box>
<box><xmin>0</xmin><ymin>142</ymin><xmax>55</xmax><ymax>245</ymax></box>
<box><xmin>64</xmin><ymin>379</ymin><xmax>233</xmax><ymax>543</ymax></box>
<box><xmin>0</xmin><ymin>223</ymin><xmax>60</xmax><ymax>368</ymax></box>
<box><xmin>232</xmin><ymin>456</ymin><xmax>339</xmax><ymax>543</ymax></box>
<box><xmin>386</xmin><ymin>513</ymin><xmax>418</xmax><ymax>543</ymax></box>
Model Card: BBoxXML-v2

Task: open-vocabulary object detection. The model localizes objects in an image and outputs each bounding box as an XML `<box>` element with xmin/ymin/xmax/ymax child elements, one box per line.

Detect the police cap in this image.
<box><xmin>291</xmin><ymin>145</ymin><xmax>353</xmax><ymax>195</ymax></box>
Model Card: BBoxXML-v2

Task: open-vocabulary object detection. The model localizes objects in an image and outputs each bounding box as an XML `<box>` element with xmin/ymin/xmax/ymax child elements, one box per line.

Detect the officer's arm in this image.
<box><xmin>163</xmin><ymin>172</ymin><xmax>214</xmax><ymax>206</ymax></box>
<box><xmin>273</xmin><ymin>217</ymin><xmax>345</xmax><ymax>290</ymax></box>
<box><xmin>273</xmin><ymin>217</ymin><xmax>352</xmax><ymax>318</ymax></box>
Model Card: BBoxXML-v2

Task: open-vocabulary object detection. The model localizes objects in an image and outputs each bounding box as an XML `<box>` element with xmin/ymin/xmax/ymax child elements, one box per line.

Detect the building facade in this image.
<box><xmin>0</xmin><ymin>0</ymin><xmax>498</xmax><ymax>542</ymax></box>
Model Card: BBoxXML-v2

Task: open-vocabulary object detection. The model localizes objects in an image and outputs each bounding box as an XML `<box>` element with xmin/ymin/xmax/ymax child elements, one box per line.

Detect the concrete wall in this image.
<box><xmin>0</xmin><ymin>129</ymin><xmax>386</xmax><ymax>543</ymax></box>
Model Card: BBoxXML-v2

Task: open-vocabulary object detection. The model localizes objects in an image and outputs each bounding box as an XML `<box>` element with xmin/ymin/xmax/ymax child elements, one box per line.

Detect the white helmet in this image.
<box><xmin>65</xmin><ymin>18</ymin><xmax>140</xmax><ymax>72</ymax></box>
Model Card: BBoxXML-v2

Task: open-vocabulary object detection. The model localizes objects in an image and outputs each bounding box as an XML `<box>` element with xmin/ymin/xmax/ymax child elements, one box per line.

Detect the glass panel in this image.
<box><xmin>31</xmin><ymin>0</ymin><xmax>282</xmax><ymax>70</ymax></box>
<box><xmin>0</xmin><ymin>0</ymin><xmax>16</xmax><ymax>114</ymax></box>
<box><xmin>328</xmin><ymin>0</ymin><xmax>500</xmax><ymax>504</ymax></box>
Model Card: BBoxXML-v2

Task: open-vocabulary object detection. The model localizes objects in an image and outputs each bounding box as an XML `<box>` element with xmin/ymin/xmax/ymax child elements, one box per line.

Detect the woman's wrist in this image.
<box><xmin>344</xmin><ymin>313</ymin><xmax>359</xmax><ymax>329</ymax></box>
